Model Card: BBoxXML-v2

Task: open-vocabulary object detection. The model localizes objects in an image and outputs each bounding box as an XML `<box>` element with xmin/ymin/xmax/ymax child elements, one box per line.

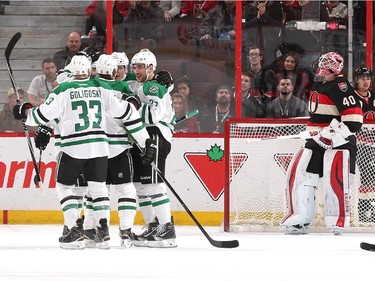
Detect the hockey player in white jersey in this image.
<box><xmin>80</xmin><ymin>54</ymin><xmax>155</xmax><ymax>248</ymax></box>
<box><xmin>13</xmin><ymin>55</ymin><xmax>156</xmax><ymax>249</ymax></box>
<box><xmin>111</xmin><ymin>52</ymin><xmax>129</xmax><ymax>82</ymax></box>
<box><xmin>126</xmin><ymin>49</ymin><xmax>177</xmax><ymax>248</ymax></box>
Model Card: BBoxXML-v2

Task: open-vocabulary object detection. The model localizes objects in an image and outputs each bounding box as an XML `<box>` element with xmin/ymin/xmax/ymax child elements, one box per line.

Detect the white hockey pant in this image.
<box><xmin>114</xmin><ymin>182</ymin><xmax>137</xmax><ymax>230</ymax></box>
<box><xmin>281</xmin><ymin>148</ymin><xmax>319</xmax><ymax>229</ymax></box>
<box><xmin>323</xmin><ymin>149</ymin><xmax>352</xmax><ymax>231</ymax></box>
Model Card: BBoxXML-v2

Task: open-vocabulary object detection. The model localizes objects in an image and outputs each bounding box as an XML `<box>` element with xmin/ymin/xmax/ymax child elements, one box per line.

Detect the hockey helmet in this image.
<box><xmin>111</xmin><ymin>52</ymin><xmax>129</xmax><ymax>67</ymax></box>
<box><xmin>96</xmin><ymin>54</ymin><xmax>117</xmax><ymax>77</ymax></box>
<box><xmin>316</xmin><ymin>52</ymin><xmax>344</xmax><ymax>76</ymax></box>
<box><xmin>355</xmin><ymin>66</ymin><xmax>373</xmax><ymax>81</ymax></box>
<box><xmin>69</xmin><ymin>55</ymin><xmax>91</xmax><ymax>76</ymax></box>
<box><xmin>131</xmin><ymin>50</ymin><xmax>157</xmax><ymax>71</ymax></box>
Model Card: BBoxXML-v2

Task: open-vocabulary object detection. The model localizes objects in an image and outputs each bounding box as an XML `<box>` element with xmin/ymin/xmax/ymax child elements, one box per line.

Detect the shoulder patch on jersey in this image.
<box><xmin>338</xmin><ymin>82</ymin><xmax>348</xmax><ymax>92</ymax></box>
<box><xmin>149</xmin><ymin>85</ymin><xmax>159</xmax><ymax>94</ymax></box>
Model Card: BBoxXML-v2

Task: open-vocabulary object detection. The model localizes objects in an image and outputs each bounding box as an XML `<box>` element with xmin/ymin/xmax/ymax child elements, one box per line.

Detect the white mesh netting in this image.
<box><xmin>225</xmin><ymin>120</ymin><xmax>375</xmax><ymax>232</ymax></box>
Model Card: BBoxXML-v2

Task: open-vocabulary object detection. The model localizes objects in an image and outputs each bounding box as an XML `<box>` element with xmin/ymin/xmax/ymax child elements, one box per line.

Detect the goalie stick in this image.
<box><xmin>150</xmin><ymin>162</ymin><xmax>239</xmax><ymax>249</ymax></box>
<box><xmin>5</xmin><ymin>32</ymin><xmax>45</xmax><ymax>194</ymax></box>
<box><xmin>360</xmin><ymin>242</ymin><xmax>375</xmax><ymax>252</ymax></box>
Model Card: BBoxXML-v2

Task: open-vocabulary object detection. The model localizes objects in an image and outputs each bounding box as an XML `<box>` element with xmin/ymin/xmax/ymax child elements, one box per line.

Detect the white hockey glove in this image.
<box><xmin>331</xmin><ymin>121</ymin><xmax>354</xmax><ymax>148</ymax></box>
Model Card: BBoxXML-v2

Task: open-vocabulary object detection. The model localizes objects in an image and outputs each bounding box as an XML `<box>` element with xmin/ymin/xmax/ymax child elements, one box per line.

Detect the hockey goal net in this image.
<box><xmin>224</xmin><ymin>118</ymin><xmax>375</xmax><ymax>232</ymax></box>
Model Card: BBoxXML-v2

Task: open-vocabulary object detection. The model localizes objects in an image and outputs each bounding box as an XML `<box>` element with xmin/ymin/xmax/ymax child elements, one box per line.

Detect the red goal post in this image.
<box><xmin>224</xmin><ymin>118</ymin><xmax>375</xmax><ymax>233</ymax></box>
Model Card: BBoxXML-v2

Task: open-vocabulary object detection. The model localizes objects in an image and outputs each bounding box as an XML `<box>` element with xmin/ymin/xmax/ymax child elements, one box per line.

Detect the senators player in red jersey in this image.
<box><xmin>281</xmin><ymin>52</ymin><xmax>363</xmax><ymax>235</ymax></box>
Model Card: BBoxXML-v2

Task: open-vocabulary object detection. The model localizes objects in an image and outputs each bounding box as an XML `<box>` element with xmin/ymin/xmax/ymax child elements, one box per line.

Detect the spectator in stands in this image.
<box><xmin>201</xmin><ymin>84</ymin><xmax>234</xmax><ymax>134</ymax></box>
<box><xmin>353</xmin><ymin>66</ymin><xmax>375</xmax><ymax>120</ymax></box>
<box><xmin>199</xmin><ymin>0</ymin><xmax>236</xmax><ymax>41</ymax></box>
<box><xmin>242</xmin><ymin>0</ymin><xmax>283</xmax><ymax>65</ymax></box>
<box><xmin>266</xmin><ymin>77</ymin><xmax>308</xmax><ymax>118</ymax></box>
<box><xmin>27</xmin><ymin>58</ymin><xmax>58</xmax><ymax>107</ymax></box>
<box><xmin>241</xmin><ymin>72</ymin><xmax>266</xmax><ymax>118</ymax></box>
<box><xmin>275</xmin><ymin>52</ymin><xmax>313</xmax><ymax>101</ymax></box>
<box><xmin>172</xmin><ymin>92</ymin><xmax>200</xmax><ymax>133</ymax></box>
<box><xmin>180</xmin><ymin>1</ymin><xmax>218</xmax><ymax>18</ymax></box>
<box><xmin>176</xmin><ymin>75</ymin><xmax>204</xmax><ymax>122</ymax></box>
<box><xmin>244</xmin><ymin>45</ymin><xmax>265</xmax><ymax>94</ymax></box>
<box><xmin>159</xmin><ymin>0</ymin><xmax>181</xmax><ymax>21</ymax></box>
<box><xmin>53</xmin><ymin>31</ymin><xmax>82</xmax><ymax>71</ymax></box>
<box><xmin>326</xmin><ymin>0</ymin><xmax>347</xmax><ymax>22</ymax></box>
<box><xmin>85</xmin><ymin>0</ymin><xmax>129</xmax><ymax>37</ymax></box>
<box><xmin>124</xmin><ymin>1</ymin><xmax>164</xmax><ymax>43</ymax></box>
<box><xmin>0</xmin><ymin>88</ymin><xmax>26</xmax><ymax>132</ymax></box>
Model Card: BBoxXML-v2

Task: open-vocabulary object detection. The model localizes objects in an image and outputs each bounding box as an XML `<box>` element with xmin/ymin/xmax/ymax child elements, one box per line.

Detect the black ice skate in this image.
<box><xmin>83</xmin><ymin>228</ymin><xmax>97</xmax><ymax>248</ymax></box>
<box><xmin>119</xmin><ymin>228</ymin><xmax>135</xmax><ymax>248</ymax></box>
<box><xmin>147</xmin><ymin>221</ymin><xmax>177</xmax><ymax>248</ymax></box>
<box><xmin>95</xmin><ymin>218</ymin><xmax>110</xmax><ymax>249</ymax></box>
<box><xmin>133</xmin><ymin>218</ymin><xmax>159</xmax><ymax>247</ymax></box>
<box><xmin>59</xmin><ymin>219</ymin><xmax>85</xmax><ymax>250</ymax></box>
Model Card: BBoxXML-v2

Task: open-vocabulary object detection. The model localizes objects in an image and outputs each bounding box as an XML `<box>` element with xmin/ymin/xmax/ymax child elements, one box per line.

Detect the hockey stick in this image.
<box><xmin>360</xmin><ymin>242</ymin><xmax>375</xmax><ymax>252</ymax></box>
<box><xmin>5</xmin><ymin>32</ymin><xmax>45</xmax><ymax>194</ymax></box>
<box><xmin>173</xmin><ymin>109</ymin><xmax>199</xmax><ymax>125</ymax></box>
<box><xmin>33</xmin><ymin>149</ymin><xmax>43</xmax><ymax>186</ymax></box>
<box><xmin>150</xmin><ymin>162</ymin><xmax>239</xmax><ymax>248</ymax></box>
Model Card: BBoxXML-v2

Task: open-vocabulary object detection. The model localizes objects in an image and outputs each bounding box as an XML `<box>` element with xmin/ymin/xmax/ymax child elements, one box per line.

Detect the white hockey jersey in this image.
<box><xmin>25</xmin><ymin>78</ymin><xmax>134</xmax><ymax>159</ymax></box>
<box><xmin>126</xmin><ymin>73</ymin><xmax>174</xmax><ymax>143</ymax></box>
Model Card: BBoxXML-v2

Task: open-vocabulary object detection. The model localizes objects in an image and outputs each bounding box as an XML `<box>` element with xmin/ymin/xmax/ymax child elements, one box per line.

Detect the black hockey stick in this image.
<box><xmin>150</xmin><ymin>162</ymin><xmax>239</xmax><ymax>248</ymax></box>
<box><xmin>5</xmin><ymin>32</ymin><xmax>45</xmax><ymax>193</ymax></box>
<box><xmin>360</xmin><ymin>242</ymin><xmax>375</xmax><ymax>252</ymax></box>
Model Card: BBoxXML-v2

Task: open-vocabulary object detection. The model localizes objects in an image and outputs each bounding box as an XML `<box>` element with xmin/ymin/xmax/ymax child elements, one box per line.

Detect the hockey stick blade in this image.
<box><xmin>5</xmin><ymin>32</ymin><xmax>21</xmax><ymax>63</ymax></box>
<box><xmin>360</xmin><ymin>242</ymin><xmax>375</xmax><ymax>252</ymax></box>
<box><xmin>150</xmin><ymin>162</ymin><xmax>239</xmax><ymax>248</ymax></box>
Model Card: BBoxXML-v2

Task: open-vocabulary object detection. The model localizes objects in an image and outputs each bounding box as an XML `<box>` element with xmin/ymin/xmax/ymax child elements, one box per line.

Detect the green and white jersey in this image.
<box><xmin>96</xmin><ymin>77</ymin><xmax>149</xmax><ymax>158</ymax></box>
<box><xmin>126</xmin><ymin>73</ymin><xmax>174</xmax><ymax>143</ymax></box>
<box><xmin>25</xmin><ymin>78</ymin><xmax>133</xmax><ymax>159</ymax></box>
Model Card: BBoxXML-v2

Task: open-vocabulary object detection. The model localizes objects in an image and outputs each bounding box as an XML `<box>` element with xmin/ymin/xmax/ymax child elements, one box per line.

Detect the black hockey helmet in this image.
<box><xmin>355</xmin><ymin>66</ymin><xmax>373</xmax><ymax>81</ymax></box>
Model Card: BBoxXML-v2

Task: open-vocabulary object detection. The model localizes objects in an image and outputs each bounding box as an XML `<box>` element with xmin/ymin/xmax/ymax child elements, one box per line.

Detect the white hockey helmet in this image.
<box><xmin>316</xmin><ymin>52</ymin><xmax>344</xmax><ymax>76</ymax></box>
<box><xmin>131</xmin><ymin>50</ymin><xmax>157</xmax><ymax>71</ymax></box>
<box><xmin>69</xmin><ymin>55</ymin><xmax>91</xmax><ymax>76</ymax></box>
<box><xmin>96</xmin><ymin>54</ymin><xmax>118</xmax><ymax>77</ymax></box>
<box><xmin>111</xmin><ymin>52</ymin><xmax>129</xmax><ymax>67</ymax></box>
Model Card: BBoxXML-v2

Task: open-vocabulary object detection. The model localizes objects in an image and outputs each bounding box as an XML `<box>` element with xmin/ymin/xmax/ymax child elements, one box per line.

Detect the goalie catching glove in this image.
<box><xmin>140</xmin><ymin>139</ymin><xmax>157</xmax><ymax>166</ymax></box>
<box><xmin>34</xmin><ymin>125</ymin><xmax>53</xmax><ymax>150</ymax></box>
<box><xmin>154</xmin><ymin>70</ymin><xmax>174</xmax><ymax>90</ymax></box>
<box><xmin>313</xmin><ymin>119</ymin><xmax>354</xmax><ymax>149</ymax></box>
<box><xmin>122</xmin><ymin>94</ymin><xmax>141</xmax><ymax>110</ymax></box>
<box><xmin>13</xmin><ymin>102</ymin><xmax>32</xmax><ymax>120</ymax></box>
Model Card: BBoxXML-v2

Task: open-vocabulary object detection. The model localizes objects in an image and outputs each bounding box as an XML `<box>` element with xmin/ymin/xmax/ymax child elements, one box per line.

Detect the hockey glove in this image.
<box><xmin>34</xmin><ymin>125</ymin><xmax>53</xmax><ymax>151</ymax></box>
<box><xmin>122</xmin><ymin>94</ymin><xmax>142</xmax><ymax>110</ymax></box>
<box><xmin>140</xmin><ymin>139</ymin><xmax>157</xmax><ymax>166</ymax></box>
<box><xmin>154</xmin><ymin>70</ymin><xmax>174</xmax><ymax>89</ymax></box>
<box><xmin>13</xmin><ymin>102</ymin><xmax>32</xmax><ymax>120</ymax></box>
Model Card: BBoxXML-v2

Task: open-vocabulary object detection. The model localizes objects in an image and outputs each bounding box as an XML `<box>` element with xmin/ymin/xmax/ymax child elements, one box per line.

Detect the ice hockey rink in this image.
<box><xmin>0</xmin><ymin>225</ymin><xmax>374</xmax><ymax>281</ymax></box>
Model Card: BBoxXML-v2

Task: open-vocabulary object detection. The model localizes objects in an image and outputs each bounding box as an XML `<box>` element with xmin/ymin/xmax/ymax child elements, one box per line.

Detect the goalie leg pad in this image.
<box><xmin>281</xmin><ymin>148</ymin><xmax>319</xmax><ymax>234</ymax></box>
<box><xmin>323</xmin><ymin>150</ymin><xmax>351</xmax><ymax>233</ymax></box>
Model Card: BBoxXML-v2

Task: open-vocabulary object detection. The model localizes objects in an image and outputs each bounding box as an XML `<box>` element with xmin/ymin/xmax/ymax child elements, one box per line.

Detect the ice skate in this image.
<box><xmin>119</xmin><ymin>228</ymin><xmax>135</xmax><ymax>248</ymax></box>
<box><xmin>133</xmin><ymin>218</ymin><xmax>159</xmax><ymax>247</ymax></box>
<box><xmin>285</xmin><ymin>224</ymin><xmax>309</xmax><ymax>235</ymax></box>
<box><xmin>147</xmin><ymin>221</ymin><xmax>177</xmax><ymax>248</ymax></box>
<box><xmin>95</xmin><ymin>218</ymin><xmax>110</xmax><ymax>249</ymax></box>
<box><xmin>59</xmin><ymin>219</ymin><xmax>85</xmax><ymax>250</ymax></box>
<box><xmin>83</xmin><ymin>228</ymin><xmax>97</xmax><ymax>248</ymax></box>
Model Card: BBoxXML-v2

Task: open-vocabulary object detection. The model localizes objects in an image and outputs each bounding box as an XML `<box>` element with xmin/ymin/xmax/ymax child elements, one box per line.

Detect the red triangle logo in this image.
<box><xmin>184</xmin><ymin>150</ymin><xmax>248</xmax><ymax>201</ymax></box>
<box><xmin>273</xmin><ymin>153</ymin><xmax>294</xmax><ymax>174</ymax></box>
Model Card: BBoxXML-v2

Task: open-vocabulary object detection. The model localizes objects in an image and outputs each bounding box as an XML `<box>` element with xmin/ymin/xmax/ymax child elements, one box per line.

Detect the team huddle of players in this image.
<box><xmin>13</xmin><ymin>48</ymin><xmax>177</xmax><ymax>249</ymax></box>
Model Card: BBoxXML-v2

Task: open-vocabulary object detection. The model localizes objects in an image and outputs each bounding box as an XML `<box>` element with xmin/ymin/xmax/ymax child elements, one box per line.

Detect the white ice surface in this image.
<box><xmin>0</xmin><ymin>225</ymin><xmax>374</xmax><ymax>281</ymax></box>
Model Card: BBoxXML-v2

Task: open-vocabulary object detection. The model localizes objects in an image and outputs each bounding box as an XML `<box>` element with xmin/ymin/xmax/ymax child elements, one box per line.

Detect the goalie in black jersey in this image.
<box><xmin>281</xmin><ymin>52</ymin><xmax>363</xmax><ymax>235</ymax></box>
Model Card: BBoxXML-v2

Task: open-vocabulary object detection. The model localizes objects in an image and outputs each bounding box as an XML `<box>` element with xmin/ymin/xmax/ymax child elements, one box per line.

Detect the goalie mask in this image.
<box><xmin>96</xmin><ymin>54</ymin><xmax>117</xmax><ymax>77</ymax></box>
<box><xmin>131</xmin><ymin>50</ymin><xmax>157</xmax><ymax>71</ymax></box>
<box><xmin>316</xmin><ymin>52</ymin><xmax>344</xmax><ymax>76</ymax></box>
<box><xmin>69</xmin><ymin>55</ymin><xmax>91</xmax><ymax>76</ymax></box>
